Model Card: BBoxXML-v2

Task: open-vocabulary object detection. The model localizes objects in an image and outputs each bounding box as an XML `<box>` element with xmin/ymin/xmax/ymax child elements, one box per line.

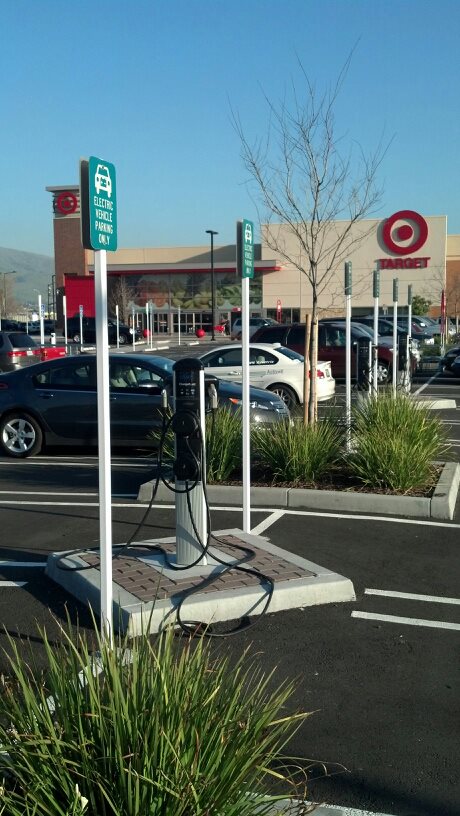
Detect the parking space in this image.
<box><xmin>0</xmin><ymin>359</ymin><xmax>459</xmax><ymax>814</ymax></box>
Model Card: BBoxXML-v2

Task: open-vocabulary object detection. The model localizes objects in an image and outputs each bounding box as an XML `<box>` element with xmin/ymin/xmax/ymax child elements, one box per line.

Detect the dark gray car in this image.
<box><xmin>0</xmin><ymin>353</ymin><xmax>290</xmax><ymax>457</ymax></box>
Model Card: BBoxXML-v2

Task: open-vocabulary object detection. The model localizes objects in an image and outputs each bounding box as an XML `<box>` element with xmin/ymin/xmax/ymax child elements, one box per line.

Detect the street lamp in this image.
<box><xmin>3</xmin><ymin>271</ymin><xmax>16</xmax><ymax>318</ymax></box>
<box><xmin>206</xmin><ymin>229</ymin><xmax>218</xmax><ymax>341</ymax></box>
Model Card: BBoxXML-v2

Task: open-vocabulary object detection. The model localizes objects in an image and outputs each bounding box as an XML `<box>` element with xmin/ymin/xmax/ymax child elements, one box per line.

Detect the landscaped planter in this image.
<box><xmin>138</xmin><ymin>461</ymin><xmax>460</xmax><ymax>520</ymax></box>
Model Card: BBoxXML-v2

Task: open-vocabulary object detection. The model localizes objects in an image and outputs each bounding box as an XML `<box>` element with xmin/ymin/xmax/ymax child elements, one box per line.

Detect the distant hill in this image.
<box><xmin>0</xmin><ymin>247</ymin><xmax>54</xmax><ymax>312</ymax></box>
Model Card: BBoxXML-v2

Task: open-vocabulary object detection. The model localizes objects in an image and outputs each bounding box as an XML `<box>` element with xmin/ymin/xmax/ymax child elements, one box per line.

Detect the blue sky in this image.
<box><xmin>1</xmin><ymin>0</ymin><xmax>459</xmax><ymax>257</ymax></box>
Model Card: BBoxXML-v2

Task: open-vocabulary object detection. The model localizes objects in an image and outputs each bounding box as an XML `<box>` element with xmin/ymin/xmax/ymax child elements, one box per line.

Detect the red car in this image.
<box><xmin>251</xmin><ymin>322</ymin><xmax>405</xmax><ymax>383</ymax></box>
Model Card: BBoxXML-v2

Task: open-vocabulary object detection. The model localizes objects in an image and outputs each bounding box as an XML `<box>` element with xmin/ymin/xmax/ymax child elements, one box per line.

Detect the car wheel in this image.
<box><xmin>377</xmin><ymin>360</ymin><xmax>390</xmax><ymax>384</ymax></box>
<box><xmin>267</xmin><ymin>384</ymin><xmax>298</xmax><ymax>411</ymax></box>
<box><xmin>0</xmin><ymin>413</ymin><xmax>43</xmax><ymax>458</ymax></box>
<box><xmin>72</xmin><ymin>333</ymin><xmax>81</xmax><ymax>343</ymax></box>
<box><xmin>119</xmin><ymin>334</ymin><xmax>128</xmax><ymax>345</ymax></box>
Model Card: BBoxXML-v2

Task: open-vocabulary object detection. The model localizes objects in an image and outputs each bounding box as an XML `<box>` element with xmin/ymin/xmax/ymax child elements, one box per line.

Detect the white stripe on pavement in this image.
<box><xmin>0</xmin><ymin>581</ymin><xmax>27</xmax><ymax>587</ymax></box>
<box><xmin>0</xmin><ymin>561</ymin><xmax>46</xmax><ymax>567</ymax></box>
<box><xmin>251</xmin><ymin>510</ymin><xmax>285</xmax><ymax>535</ymax></box>
<box><xmin>365</xmin><ymin>588</ymin><xmax>460</xmax><ymax>605</ymax></box>
<box><xmin>351</xmin><ymin>611</ymin><xmax>460</xmax><ymax>631</ymax></box>
<box><xmin>412</xmin><ymin>371</ymin><xmax>441</xmax><ymax>395</ymax></box>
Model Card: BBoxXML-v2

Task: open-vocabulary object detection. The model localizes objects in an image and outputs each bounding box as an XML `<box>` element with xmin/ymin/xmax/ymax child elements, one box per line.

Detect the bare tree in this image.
<box><xmin>108</xmin><ymin>276</ymin><xmax>135</xmax><ymax>323</ymax></box>
<box><xmin>234</xmin><ymin>57</ymin><xmax>387</xmax><ymax>421</ymax></box>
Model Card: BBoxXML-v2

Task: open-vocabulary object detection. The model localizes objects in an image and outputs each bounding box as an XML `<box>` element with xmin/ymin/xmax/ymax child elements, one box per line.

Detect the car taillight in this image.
<box><xmin>7</xmin><ymin>350</ymin><xmax>28</xmax><ymax>360</ymax></box>
<box><xmin>307</xmin><ymin>369</ymin><xmax>325</xmax><ymax>378</ymax></box>
<box><xmin>0</xmin><ymin>382</ymin><xmax>9</xmax><ymax>389</ymax></box>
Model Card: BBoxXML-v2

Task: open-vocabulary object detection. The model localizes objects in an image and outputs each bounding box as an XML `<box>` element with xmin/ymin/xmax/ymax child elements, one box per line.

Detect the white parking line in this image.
<box><xmin>0</xmin><ymin>581</ymin><xmax>27</xmax><ymax>588</ymax></box>
<box><xmin>0</xmin><ymin>561</ymin><xmax>46</xmax><ymax>567</ymax></box>
<box><xmin>413</xmin><ymin>371</ymin><xmax>441</xmax><ymax>395</ymax></box>
<box><xmin>365</xmin><ymin>588</ymin><xmax>460</xmax><ymax>605</ymax></box>
<box><xmin>251</xmin><ymin>510</ymin><xmax>285</xmax><ymax>535</ymax></box>
<box><xmin>352</xmin><ymin>611</ymin><xmax>460</xmax><ymax>631</ymax></box>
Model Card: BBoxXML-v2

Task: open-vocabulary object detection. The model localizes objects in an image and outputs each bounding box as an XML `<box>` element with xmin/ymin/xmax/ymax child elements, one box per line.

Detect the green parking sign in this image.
<box><xmin>237</xmin><ymin>218</ymin><xmax>254</xmax><ymax>278</ymax></box>
<box><xmin>80</xmin><ymin>156</ymin><xmax>118</xmax><ymax>251</ymax></box>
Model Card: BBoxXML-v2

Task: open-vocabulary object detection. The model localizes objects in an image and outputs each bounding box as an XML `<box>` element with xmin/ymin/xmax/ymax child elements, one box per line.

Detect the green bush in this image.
<box><xmin>253</xmin><ymin>419</ymin><xmax>344</xmax><ymax>485</ymax></box>
<box><xmin>206</xmin><ymin>407</ymin><xmax>243</xmax><ymax>481</ymax></box>
<box><xmin>348</xmin><ymin>391</ymin><xmax>449</xmax><ymax>492</ymax></box>
<box><xmin>0</xmin><ymin>619</ymin><xmax>308</xmax><ymax>816</ymax></box>
<box><xmin>149</xmin><ymin>408</ymin><xmax>243</xmax><ymax>482</ymax></box>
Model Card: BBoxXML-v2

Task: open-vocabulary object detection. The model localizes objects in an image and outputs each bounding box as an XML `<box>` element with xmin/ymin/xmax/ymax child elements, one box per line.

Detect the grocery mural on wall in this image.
<box><xmin>112</xmin><ymin>272</ymin><xmax>262</xmax><ymax>311</ymax></box>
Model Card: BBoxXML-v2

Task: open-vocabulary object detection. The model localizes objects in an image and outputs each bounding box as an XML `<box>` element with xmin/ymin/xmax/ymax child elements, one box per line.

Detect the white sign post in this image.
<box><xmin>94</xmin><ymin>249</ymin><xmax>113</xmax><ymax>642</ymax></box>
<box><xmin>392</xmin><ymin>278</ymin><xmax>399</xmax><ymax>396</ymax></box>
<box><xmin>39</xmin><ymin>297</ymin><xmax>45</xmax><ymax>346</ymax></box>
<box><xmin>345</xmin><ymin>262</ymin><xmax>352</xmax><ymax>451</ymax></box>
<box><xmin>63</xmin><ymin>295</ymin><xmax>68</xmax><ymax>351</ymax></box>
<box><xmin>238</xmin><ymin>219</ymin><xmax>254</xmax><ymax>534</ymax></box>
<box><xmin>79</xmin><ymin>305</ymin><xmax>84</xmax><ymax>347</ymax></box>
<box><xmin>80</xmin><ymin>155</ymin><xmax>117</xmax><ymax>643</ymax></box>
<box><xmin>373</xmin><ymin>270</ymin><xmax>380</xmax><ymax>393</ymax></box>
<box><xmin>115</xmin><ymin>304</ymin><xmax>120</xmax><ymax>349</ymax></box>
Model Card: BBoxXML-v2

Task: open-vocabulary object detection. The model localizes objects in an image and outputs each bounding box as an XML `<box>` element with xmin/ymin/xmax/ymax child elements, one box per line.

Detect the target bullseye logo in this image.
<box><xmin>382</xmin><ymin>210</ymin><xmax>428</xmax><ymax>256</ymax></box>
<box><xmin>55</xmin><ymin>191</ymin><xmax>78</xmax><ymax>215</ymax></box>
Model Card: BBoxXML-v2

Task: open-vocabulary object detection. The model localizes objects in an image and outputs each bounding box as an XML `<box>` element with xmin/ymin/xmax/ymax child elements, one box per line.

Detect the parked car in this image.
<box><xmin>0</xmin><ymin>331</ymin><xmax>65</xmax><ymax>373</ymax></box>
<box><xmin>251</xmin><ymin>321</ymin><xmax>403</xmax><ymax>383</ymax></box>
<box><xmin>0</xmin><ymin>319</ymin><xmax>22</xmax><ymax>331</ymax></box>
<box><xmin>230</xmin><ymin>317</ymin><xmax>278</xmax><ymax>341</ymax></box>
<box><xmin>324</xmin><ymin>320</ymin><xmax>421</xmax><ymax>367</ymax></box>
<box><xmin>66</xmin><ymin>316</ymin><xmax>142</xmax><ymax>345</ymax></box>
<box><xmin>448</xmin><ymin>356</ymin><xmax>460</xmax><ymax>376</ymax></box>
<box><xmin>0</xmin><ymin>353</ymin><xmax>290</xmax><ymax>458</ymax></box>
<box><xmin>440</xmin><ymin>345</ymin><xmax>460</xmax><ymax>371</ymax></box>
<box><xmin>357</xmin><ymin>315</ymin><xmax>435</xmax><ymax>344</ymax></box>
<box><xmin>431</xmin><ymin>316</ymin><xmax>456</xmax><ymax>336</ymax></box>
<box><xmin>198</xmin><ymin>342</ymin><xmax>335</xmax><ymax>410</ymax></box>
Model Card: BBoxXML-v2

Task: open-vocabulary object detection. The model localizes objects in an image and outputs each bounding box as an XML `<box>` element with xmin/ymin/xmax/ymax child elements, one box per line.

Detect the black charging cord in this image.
<box><xmin>55</xmin><ymin>396</ymin><xmax>275</xmax><ymax>637</ymax></box>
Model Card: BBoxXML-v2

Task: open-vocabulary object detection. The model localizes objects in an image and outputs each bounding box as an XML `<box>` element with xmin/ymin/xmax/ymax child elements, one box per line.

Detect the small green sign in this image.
<box><xmin>241</xmin><ymin>218</ymin><xmax>254</xmax><ymax>279</ymax></box>
<box><xmin>87</xmin><ymin>156</ymin><xmax>117</xmax><ymax>251</ymax></box>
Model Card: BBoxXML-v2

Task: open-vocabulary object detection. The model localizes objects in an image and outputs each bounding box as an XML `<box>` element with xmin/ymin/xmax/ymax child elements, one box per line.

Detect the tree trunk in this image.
<box><xmin>303</xmin><ymin>312</ymin><xmax>312</xmax><ymax>425</ymax></box>
<box><xmin>308</xmin><ymin>296</ymin><xmax>318</xmax><ymax>424</ymax></box>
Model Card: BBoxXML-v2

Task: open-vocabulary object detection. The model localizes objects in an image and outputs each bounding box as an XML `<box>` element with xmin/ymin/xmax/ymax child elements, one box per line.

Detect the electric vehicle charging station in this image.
<box><xmin>46</xmin><ymin>180</ymin><xmax>355</xmax><ymax>635</ymax></box>
<box><xmin>172</xmin><ymin>358</ymin><xmax>207</xmax><ymax>567</ymax></box>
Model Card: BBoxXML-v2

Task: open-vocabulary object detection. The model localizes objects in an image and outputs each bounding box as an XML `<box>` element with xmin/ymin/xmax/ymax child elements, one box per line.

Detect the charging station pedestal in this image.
<box><xmin>172</xmin><ymin>359</ymin><xmax>207</xmax><ymax>566</ymax></box>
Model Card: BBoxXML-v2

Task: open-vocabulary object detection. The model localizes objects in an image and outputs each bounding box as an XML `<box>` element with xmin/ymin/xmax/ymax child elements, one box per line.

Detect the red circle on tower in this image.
<box><xmin>55</xmin><ymin>192</ymin><xmax>78</xmax><ymax>215</ymax></box>
<box><xmin>382</xmin><ymin>210</ymin><xmax>428</xmax><ymax>256</ymax></box>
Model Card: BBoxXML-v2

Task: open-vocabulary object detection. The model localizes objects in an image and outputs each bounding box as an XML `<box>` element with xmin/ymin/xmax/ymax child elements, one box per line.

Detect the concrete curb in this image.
<box><xmin>137</xmin><ymin>462</ymin><xmax>460</xmax><ymax>520</ymax></box>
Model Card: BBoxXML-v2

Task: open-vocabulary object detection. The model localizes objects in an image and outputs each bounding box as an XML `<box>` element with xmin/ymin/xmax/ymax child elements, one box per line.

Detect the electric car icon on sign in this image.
<box><xmin>94</xmin><ymin>164</ymin><xmax>112</xmax><ymax>198</ymax></box>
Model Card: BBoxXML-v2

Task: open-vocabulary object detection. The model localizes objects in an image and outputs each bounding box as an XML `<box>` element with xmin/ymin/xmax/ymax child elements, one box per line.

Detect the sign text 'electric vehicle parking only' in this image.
<box><xmin>80</xmin><ymin>156</ymin><xmax>118</xmax><ymax>251</ymax></box>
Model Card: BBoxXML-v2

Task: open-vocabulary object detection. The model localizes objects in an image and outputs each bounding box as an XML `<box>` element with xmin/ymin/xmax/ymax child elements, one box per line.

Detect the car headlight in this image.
<box><xmin>228</xmin><ymin>397</ymin><xmax>270</xmax><ymax>410</ymax></box>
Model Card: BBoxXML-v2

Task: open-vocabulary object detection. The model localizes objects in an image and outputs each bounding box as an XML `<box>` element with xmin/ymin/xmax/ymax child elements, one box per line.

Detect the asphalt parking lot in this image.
<box><xmin>0</xmin><ymin>350</ymin><xmax>459</xmax><ymax>816</ymax></box>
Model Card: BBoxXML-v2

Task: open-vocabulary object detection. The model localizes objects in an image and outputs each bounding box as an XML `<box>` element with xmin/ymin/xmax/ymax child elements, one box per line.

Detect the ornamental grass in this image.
<box><xmin>252</xmin><ymin>419</ymin><xmax>344</xmax><ymax>485</ymax></box>
<box><xmin>348</xmin><ymin>390</ymin><xmax>449</xmax><ymax>492</ymax></box>
<box><xmin>0</xmin><ymin>617</ymin><xmax>309</xmax><ymax>815</ymax></box>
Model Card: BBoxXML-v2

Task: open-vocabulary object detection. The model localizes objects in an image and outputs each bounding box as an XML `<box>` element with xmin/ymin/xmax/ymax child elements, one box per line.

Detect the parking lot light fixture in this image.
<box><xmin>3</xmin><ymin>271</ymin><xmax>16</xmax><ymax>318</ymax></box>
<box><xmin>206</xmin><ymin>229</ymin><xmax>218</xmax><ymax>341</ymax></box>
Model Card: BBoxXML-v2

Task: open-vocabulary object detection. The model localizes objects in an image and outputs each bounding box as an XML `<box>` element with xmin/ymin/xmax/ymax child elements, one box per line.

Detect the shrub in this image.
<box><xmin>348</xmin><ymin>391</ymin><xmax>449</xmax><ymax>492</ymax></box>
<box><xmin>253</xmin><ymin>419</ymin><xmax>344</xmax><ymax>485</ymax></box>
<box><xmin>206</xmin><ymin>407</ymin><xmax>243</xmax><ymax>481</ymax></box>
<box><xmin>149</xmin><ymin>407</ymin><xmax>243</xmax><ymax>482</ymax></box>
<box><xmin>0</xmin><ymin>619</ymin><xmax>308</xmax><ymax>815</ymax></box>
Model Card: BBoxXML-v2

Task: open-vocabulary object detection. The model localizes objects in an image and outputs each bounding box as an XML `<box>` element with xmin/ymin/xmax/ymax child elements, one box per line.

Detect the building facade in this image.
<box><xmin>46</xmin><ymin>186</ymin><xmax>452</xmax><ymax>327</ymax></box>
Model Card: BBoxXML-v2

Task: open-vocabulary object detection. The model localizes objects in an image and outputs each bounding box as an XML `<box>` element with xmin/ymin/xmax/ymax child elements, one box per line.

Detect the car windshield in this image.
<box><xmin>146</xmin><ymin>356</ymin><xmax>174</xmax><ymax>374</ymax></box>
<box><xmin>277</xmin><ymin>346</ymin><xmax>304</xmax><ymax>362</ymax></box>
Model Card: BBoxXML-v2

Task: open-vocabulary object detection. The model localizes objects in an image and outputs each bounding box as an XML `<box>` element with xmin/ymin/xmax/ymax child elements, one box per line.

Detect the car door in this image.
<box><xmin>108</xmin><ymin>359</ymin><xmax>168</xmax><ymax>445</ymax></box>
<box><xmin>318</xmin><ymin>325</ymin><xmax>347</xmax><ymax>377</ymax></box>
<box><xmin>200</xmin><ymin>347</ymin><xmax>243</xmax><ymax>383</ymax></box>
<box><xmin>31</xmin><ymin>359</ymin><xmax>98</xmax><ymax>442</ymax></box>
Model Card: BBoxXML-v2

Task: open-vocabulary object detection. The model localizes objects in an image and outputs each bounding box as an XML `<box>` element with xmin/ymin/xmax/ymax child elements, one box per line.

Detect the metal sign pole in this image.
<box><xmin>237</xmin><ymin>218</ymin><xmax>254</xmax><ymax>534</ymax></box>
<box><xmin>178</xmin><ymin>306</ymin><xmax>181</xmax><ymax>346</ymax></box>
<box><xmin>39</xmin><ymin>296</ymin><xmax>45</xmax><ymax>347</ymax></box>
<box><xmin>373</xmin><ymin>270</ymin><xmax>380</xmax><ymax>393</ymax></box>
<box><xmin>79</xmin><ymin>305</ymin><xmax>84</xmax><ymax>348</ymax></box>
<box><xmin>63</xmin><ymin>295</ymin><xmax>68</xmax><ymax>351</ymax></box>
<box><xmin>132</xmin><ymin>306</ymin><xmax>135</xmax><ymax>351</ymax></box>
<box><xmin>94</xmin><ymin>249</ymin><xmax>113</xmax><ymax>643</ymax></box>
<box><xmin>116</xmin><ymin>304</ymin><xmax>120</xmax><ymax>349</ymax></box>
<box><xmin>345</xmin><ymin>262</ymin><xmax>352</xmax><ymax>451</ymax></box>
<box><xmin>392</xmin><ymin>278</ymin><xmax>399</xmax><ymax>396</ymax></box>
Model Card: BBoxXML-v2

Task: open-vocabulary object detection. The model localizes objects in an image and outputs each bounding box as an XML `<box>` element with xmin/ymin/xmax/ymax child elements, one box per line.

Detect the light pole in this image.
<box><xmin>3</xmin><ymin>271</ymin><xmax>16</xmax><ymax>318</ymax></box>
<box><xmin>206</xmin><ymin>229</ymin><xmax>218</xmax><ymax>341</ymax></box>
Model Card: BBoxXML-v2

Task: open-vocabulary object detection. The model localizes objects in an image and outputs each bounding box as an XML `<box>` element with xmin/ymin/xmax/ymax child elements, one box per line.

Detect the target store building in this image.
<box><xmin>47</xmin><ymin>184</ymin><xmax>448</xmax><ymax>327</ymax></box>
